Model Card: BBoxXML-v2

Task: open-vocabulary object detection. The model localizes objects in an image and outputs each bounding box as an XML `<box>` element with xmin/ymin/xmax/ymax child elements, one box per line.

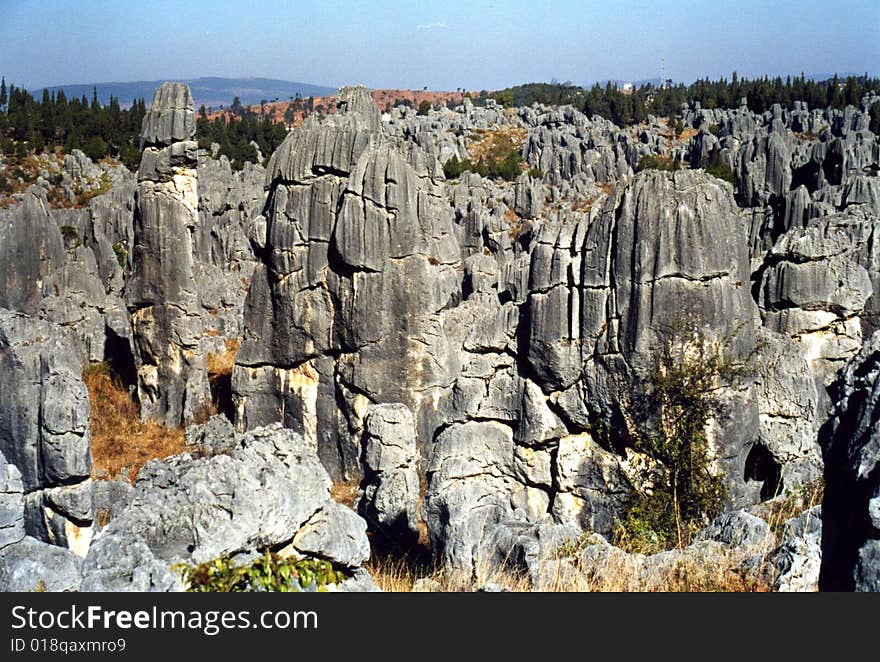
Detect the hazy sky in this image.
<box><xmin>1</xmin><ymin>0</ymin><xmax>877</xmax><ymax>90</ymax></box>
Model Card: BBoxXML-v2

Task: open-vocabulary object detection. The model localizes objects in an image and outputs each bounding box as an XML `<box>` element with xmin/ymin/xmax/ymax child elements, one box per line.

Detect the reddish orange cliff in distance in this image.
<box><xmin>204</xmin><ymin>89</ymin><xmax>482</xmax><ymax>127</ymax></box>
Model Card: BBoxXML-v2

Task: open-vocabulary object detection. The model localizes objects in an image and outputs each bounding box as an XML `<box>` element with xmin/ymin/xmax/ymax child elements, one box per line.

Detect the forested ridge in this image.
<box><xmin>0</xmin><ymin>79</ymin><xmax>289</xmax><ymax>171</ymax></box>
<box><xmin>487</xmin><ymin>73</ymin><xmax>880</xmax><ymax>129</ymax></box>
<box><xmin>1</xmin><ymin>73</ymin><xmax>878</xmax><ymax>178</ymax></box>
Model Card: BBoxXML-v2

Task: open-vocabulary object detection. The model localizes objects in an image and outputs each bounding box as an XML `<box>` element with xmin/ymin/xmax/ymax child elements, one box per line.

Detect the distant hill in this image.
<box><xmin>29</xmin><ymin>77</ymin><xmax>337</xmax><ymax>109</ymax></box>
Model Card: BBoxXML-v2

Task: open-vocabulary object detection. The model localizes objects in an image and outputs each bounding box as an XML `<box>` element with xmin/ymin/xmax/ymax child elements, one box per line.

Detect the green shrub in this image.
<box><xmin>83</xmin><ymin>135</ymin><xmax>107</xmax><ymax>162</ymax></box>
<box><xmin>667</xmin><ymin>115</ymin><xmax>685</xmax><ymax>137</ymax></box>
<box><xmin>612</xmin><ymin>311</ymin><xmax>751</xmax><ymax>552</ymax></box>
<box><xmin>528</xmin><ymin>167</ymin><xmax>544</xmax><ymax>180</ymax></box>
<box><xmin>701</xmin><ymin>148</ymin><xmax>735</xmax><ymax>183</ymax></box>
<box><xmin>636</xmin><ymin>154</ymin><xmax>681</xmax><ymax>173</ymax></box>
<box><xmin>417</xmin><ymin>100</ymin><xmax>432</xmax><ymax>115</ymax></box>
<box><xmin>444</xmin><ymin>147</ymin><xmax>524</xmax><ymax>182</ymax></box>
<box><xmin>60</xmin><ymin>225</ymin><xmax>82</xmax><ymax>250</ymax></box>
<box><xmin>112</xmin><ymin>241</ymin><xmax>127</xmax><ymax>269</ymax></box>
<box><xmin>176</xmin><ymin>550</ymin><xmax>348</xmax><ymax>592</ymax></box>
<box><xmin>75</xmin><ymin>173</ymin><xmax>111</xmax><ymax>206</ymax></box>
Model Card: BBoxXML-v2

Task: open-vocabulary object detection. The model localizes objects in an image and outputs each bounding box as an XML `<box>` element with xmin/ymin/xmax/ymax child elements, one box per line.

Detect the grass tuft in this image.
<box><xmin>84</xmin><ymin>362</ymin><xmax>185</xmax><ymax>483</ymax></box>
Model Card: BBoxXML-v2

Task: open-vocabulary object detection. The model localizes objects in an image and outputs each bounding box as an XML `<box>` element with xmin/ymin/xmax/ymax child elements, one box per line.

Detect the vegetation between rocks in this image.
<box><xmin>84</xmin><ymin>361</ymin><xmax>185</xmax><ymax>482</ymax></box>
<box><xmin>176</xmin><ymin>551</ymin><xmax>348</xmax><ymax>592</ymax></box>
<box><xmin>612</xmin><ymin>315</ymin><xmax>752</xmax><ymax>553</ymax></box>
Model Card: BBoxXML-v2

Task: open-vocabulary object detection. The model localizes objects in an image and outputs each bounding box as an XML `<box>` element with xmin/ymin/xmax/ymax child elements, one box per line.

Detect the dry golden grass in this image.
<box><xmin>756</xmin><ymin>479</ymin><xmax>825</xmax><ymax>543</ymax></box>
<box><xmin>206</xmin><ymin>338</ymin><xmax>240</xmax><ymax>376</ymax></box>
<box><xmin>365</xmin><ymin>554</ymin><xmax>430</xmax><ymax>592</ymax></box>
<box><xmin>84</xmin><ymin>363</ymin><xmax>185</xmax><ymax>483</ymax></box>
<box><xmin>330</xmin><ymin>480</ymin><xmax>360</xmax><ymax>508</ymax></box>
<box><xmin>364</xmin><ymin>533</ymin><xmax>773</xmax><ymax>592</ymax></box>
<box><xmin>597</xmin><ymin>181</ymin><xmax>614</xmax><ymax>195</ymax></box>
<box><xmin>678</xmin><ymin>127</ymin><xmax>699</xmax><ymax>142</ymax></box>
<box><xmin>467</xmin><ymin>126</ymin><xmax>528</xmax><ymax>164</ymax></box>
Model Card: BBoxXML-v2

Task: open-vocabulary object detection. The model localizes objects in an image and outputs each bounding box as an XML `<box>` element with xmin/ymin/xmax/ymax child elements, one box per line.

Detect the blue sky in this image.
<box><xmin>1</xmin><ymin>0</ymin><xmax>877</xmax><ymax>90</ymax></box>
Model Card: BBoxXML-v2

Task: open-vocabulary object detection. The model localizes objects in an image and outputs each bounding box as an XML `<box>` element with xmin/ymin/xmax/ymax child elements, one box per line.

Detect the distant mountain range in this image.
<box><xmin>29</xmin><ymin>77</ymin><xmax>337</xmax><ymax>108</ymax></box>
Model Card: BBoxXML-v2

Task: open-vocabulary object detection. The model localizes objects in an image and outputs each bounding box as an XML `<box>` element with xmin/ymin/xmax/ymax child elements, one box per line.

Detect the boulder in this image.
<box><xmin>356</xmin><ymin>404</ymin><xmax>421</xmax><ymax>544</ymax></box>
<box><xmin>0</xmin><ymin>536</ymin><xmax>83</xmax><ymax>592</ymax></box>
<box><xmin>81</xmin><ymin>424</ymin><xmax>370</xmax><ymax>591</ymax></box>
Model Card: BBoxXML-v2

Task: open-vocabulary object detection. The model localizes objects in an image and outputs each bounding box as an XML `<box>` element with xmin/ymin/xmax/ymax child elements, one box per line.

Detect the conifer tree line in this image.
<box><xmin>195</xmin><ymin>100</ymin><xmax>289</xmax><ymax>171</ymax></box>
<box><xmin>0</xmin><ymin>79</ymin><xmax>290</xmax><ymax>172</ymax></box>
<box><xmin>0</xmin><ymin>78</ymin><xmax>147</xmax><ymax>169</ymax></box>
<box><xmin>2</xmin><ymin>73</ymin><xmax>878</xmax><ymax>175</ymax></box>
<box><xmin>488</xmin><ymin>73</ymin><xmax>880</xmax><ymax>129</ymax></box>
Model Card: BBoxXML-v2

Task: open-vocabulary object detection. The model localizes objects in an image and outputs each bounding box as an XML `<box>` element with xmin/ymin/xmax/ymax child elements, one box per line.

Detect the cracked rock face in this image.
<box><xmin>127</xmin><ymin>82</ymin><xmax>210</xmax><ymax>426</ymax></box>
<box><xmin>81</xmin><ymin>424</ymin><xmax>370</xmax><ymax>591</ymax></box>
<box><xmin>356</xmin><ymin>403</ymin><xmax>421</xmax><ymax>543</ymax></box>
<box><xmin>1</xmin><ymin>83</ymin><xmax>876</xmax><ymax>587</ymax></box>
<box><xmin>233</xmin><ymin>86</ymin><xmax>460</xmax><ymax>479</ymax></box>
<box><xmin>0</xmin><ymin>188</ymin><xmax>134</xmax><ymax>366</ymax></box>
<box><xmin>525</xmin><ymin>170</ymin><xmax>764</xmax><ymax>503</ymax></box>
<box><xmin>0</xmin><ymin>451</ymin><xmax>25</xmax><ymax>551</ymax></box>
<box><xmin>0</xmin><ymin>310</ymin><xmax>94</xmax><ymax>555</ymax></box>
<box><xmin>758</xmin><ymin>211</ymin><xmax>876</xmax><ymax>392</ymax></box>
<box><xmin>820</xmin><ymin>333</ymin><xmax>880</xmax><ymax>591</ymax></box>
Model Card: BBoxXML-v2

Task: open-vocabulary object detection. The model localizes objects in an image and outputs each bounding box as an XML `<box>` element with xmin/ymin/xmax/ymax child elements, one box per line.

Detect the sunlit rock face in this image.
<box><xmin>128</xmin><ymin>82</ymin><xmax>210</xmax><ymax>426</ymax></box>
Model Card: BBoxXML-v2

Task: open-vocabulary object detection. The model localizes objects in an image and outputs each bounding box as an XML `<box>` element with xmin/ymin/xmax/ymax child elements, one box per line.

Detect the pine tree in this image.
<box><xmin>0</xmin><ymin>77</ymin><xmax>6</xmax><ymax>111</ymax></box>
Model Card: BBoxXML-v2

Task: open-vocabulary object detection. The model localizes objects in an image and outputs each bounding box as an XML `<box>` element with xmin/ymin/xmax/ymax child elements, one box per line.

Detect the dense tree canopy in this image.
<box><xmin>0</xmin><ymin>81</ymin><xmax>146</xmax><ymax>169</ymax></box>
<box><xmin>0</xmin><ymin>79</ymin><xmax>291</xmax><ymax>172</ymax></box>
<box><xmin>491</xmin><ymin>74</ymin><xmax>880</xmax><ymax>127</ymax></box>
<box><xmin>195</xmin><ymin>105</ymin><xmax>288</xmax><ymax>171</ymax></box>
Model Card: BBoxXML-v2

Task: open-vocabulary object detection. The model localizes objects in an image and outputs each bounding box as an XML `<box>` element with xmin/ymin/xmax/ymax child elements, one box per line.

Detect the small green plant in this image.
<box><xmin>701</xmin><ymin>148</ymin><xmax>735</xmax><ymax>184</ymax></box>
<box><xmin>636</xmin><ymin>153</ymin><xmax>682</xmax><ymax>173</ymax></box>
<box><xmin>443</xmin><ymin>154</ymin><xmax>468</xmax><ymax>180</ymax></box>
<box><xmin>60</xmin><ymin>224</ymin><xmax>82</xmax><ymax>250</ymax></box>
<box><xmin>176</xmin><ymin>550</ymin><xmax>349</xmax><ymax>592</ymax></box>
<box><xmin>75</xmin><ymin>173</ymin><xmax>112</xmax><ymax>206</ymax></box>
<box><xmin>528</xmin><ymin>167</ymin><xmax>544</xmax><ymax>180</ymax></box>
<box><xmin>112</xmin><ymin>241</ymin><xmax>127</xmax><ymax>269</ymax></box>
<box><xmin>667</xmin><ymin>115</ymin><xmax>685</xmax><ymax>137</ymax></box>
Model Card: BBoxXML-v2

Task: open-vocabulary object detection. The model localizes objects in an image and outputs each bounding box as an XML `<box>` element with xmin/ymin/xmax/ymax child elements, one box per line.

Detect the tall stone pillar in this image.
<box><xmin>127</xmin><ymin>83</ymin><xmax>209</xmax><ymax>426</ymax></box>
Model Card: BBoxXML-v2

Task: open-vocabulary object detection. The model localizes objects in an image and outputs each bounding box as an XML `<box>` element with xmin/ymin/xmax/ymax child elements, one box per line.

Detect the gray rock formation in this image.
<box><xmin>0</xmin><ymin>187</ymin><xmax>134</xmax><ymax>368</ymax></box>
<box><xmin>81</xmin><ymin>424</ymin><xmax>370</xmax><ymax>591</ymax></box>
<box><xmin>0</xmin><ymin>193</ymin><xmax>66</xmax><ymax>315</ymax></box>
<box><xmin>526</xmin><ymin>170</ymin><xmax>763</xmax><ymax>503</ymax></box>
<box><xmin>0</xmin><ymin>451</ymin><xmax>25</xmax><ymax>550</ymax></box>
<box><xmin>0</xmin><ymin>536</ymin><xmax>83</xmax><ymax>592</ymax></box>
<box><xmin>356</xmin><ymin>404</ymin><xmax>421</xmax><ymax>544</ymax></box>
<box><xmin>820</xmin><ymin>332</ymin><xmax>880</xmax><ymax>591</ymax></box>
<box><xmin>695</xmin><ymin>509</ymin><xmax>773</xmax><ymax>550</ymax></box>
<box><xmin>750</xmin><ymin>329</ymin><xmax>822</xmax><ymax>493</ymax></box>
<box><xmin>234</xmin><ymin>86</ymin><xmax>460</xmax><ymax>479</ymax></box>
<box><xmin>128</xmin><ymin>83</ymin><xmax>210</xmax><ymax>426</ymax></box>
<box><xmin>758</xmin><ymin>212</ymin><xmax>875</xmax><ymax>389</ymax></box>
<box><xmin>194</xmin><ymin>155</ymin><xmax>264</xmax><ymax>343</ymax></box>
<box><xmin>0</xmin><ymin>309</ymin><xmax>93</xmax><ymax>554</ymax></box>
<box><xmin>764</xmin><ymin>506</ymin><xmax>822</xmax><ymax>592</ymax></box>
